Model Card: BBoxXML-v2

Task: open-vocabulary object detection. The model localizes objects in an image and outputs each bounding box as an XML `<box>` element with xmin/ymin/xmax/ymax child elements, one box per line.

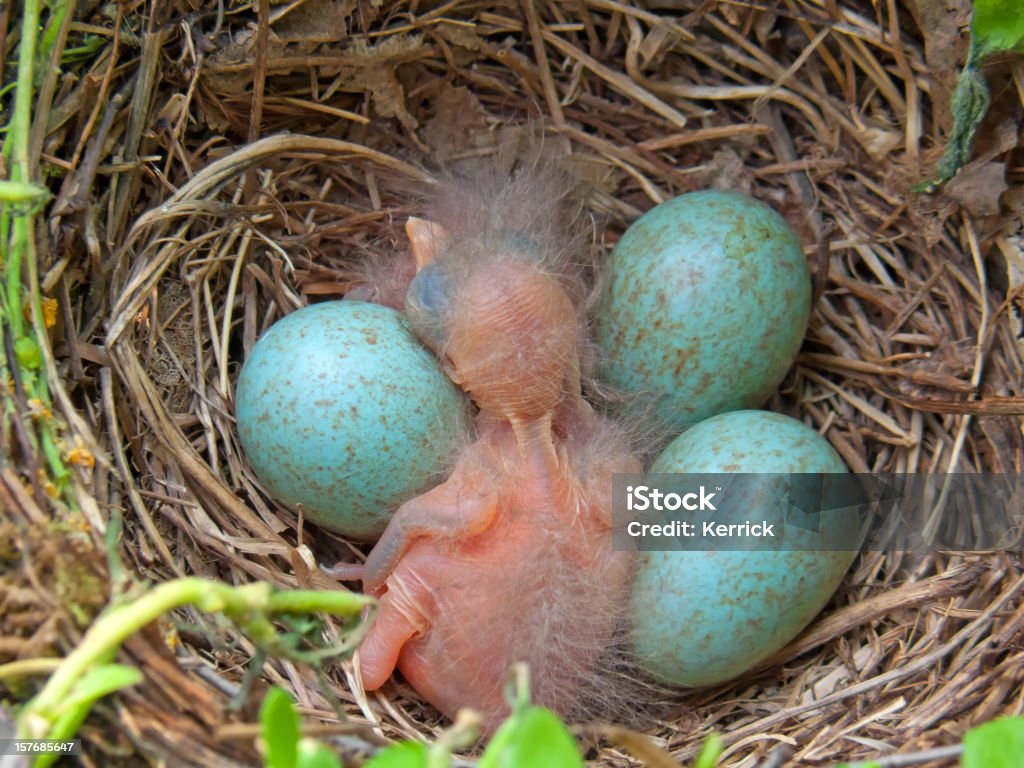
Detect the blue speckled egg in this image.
<box><xmin>235</xmin><ymin>301</ymin><xmax>467</xmax><ymax>539</ymax></box>
<box><xmin>594</xmin><ymin>191</ymin><xmax>810</xmax><ymax>431</ymax></box>
<box><xmin>629</xmin><ymin>410</ymin><xmax>857</xmax><ymax>687</ymax></box>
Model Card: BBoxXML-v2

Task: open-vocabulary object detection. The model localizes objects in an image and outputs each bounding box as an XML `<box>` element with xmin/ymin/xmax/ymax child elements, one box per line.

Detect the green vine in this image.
<box><xmin>1</xmin><ymin>0</ymin><xmax>70</xmax><ymax>501</ymax></box>
<box><xmin>11</xmin><ymin>577</ymin><xmax>374</xmax><ymax>768</ymax></box>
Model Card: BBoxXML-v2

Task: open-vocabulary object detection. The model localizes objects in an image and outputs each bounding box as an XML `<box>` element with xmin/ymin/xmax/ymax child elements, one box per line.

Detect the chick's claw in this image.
<box><xmin>356</xmin><ymin>580</ymin><xmax>430</xmax><ymax>690</ymax></box>
<box><xmin>360</xmin><ymin>468</ymin><xmax>499</xmax><ymax>594</ymax></box>
<box><xmin>322</xmin><ymin>561</ymin><xmax>366</xmax><ymax>582</ymax></box>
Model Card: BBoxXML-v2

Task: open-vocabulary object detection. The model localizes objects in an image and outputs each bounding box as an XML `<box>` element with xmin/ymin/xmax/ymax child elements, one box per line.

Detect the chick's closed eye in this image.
<box><xmin>405</xmin><ymin>263</ymin><xmax>452</xmax><ymax>352</ymax></box>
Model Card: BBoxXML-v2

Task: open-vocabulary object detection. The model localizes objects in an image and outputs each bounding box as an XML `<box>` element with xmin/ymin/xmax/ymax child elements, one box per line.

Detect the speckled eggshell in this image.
<box><xmin>235</xmin><ymin>301</ymin><xmax>467</xmax><ymax>539</ymax></box>
<box><xmin>629</xmin><ymin>410</ymin><xmax>856</xmax><ymax>688</ymax></box>
<box><xmin>594</xmin><ymin>190</ymin><xmax>810</xmax><ymax>431</ymax></box>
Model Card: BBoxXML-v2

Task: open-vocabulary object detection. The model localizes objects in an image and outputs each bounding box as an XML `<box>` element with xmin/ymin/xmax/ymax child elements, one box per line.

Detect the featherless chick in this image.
<box><xmin>326</xmin><ymin>168</ymin><xmax>641</xmax><ymax>731</ymax></box>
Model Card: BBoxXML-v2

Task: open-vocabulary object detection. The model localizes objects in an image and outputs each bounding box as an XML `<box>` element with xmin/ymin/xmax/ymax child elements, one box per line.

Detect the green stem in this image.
<box><xmin>20</xmin><ymin>578</ymin><xmax>235</xmax><ymax>733</ymax></box>
<box><xmin>266</xmin><ymin>589</ymin><xmax>374</xmax><ymax>615</ymax></box>
<box><xmin>1</xmin><ymin>0</ymin><xmax>76</xmax><ymax>496</ymax></box>
<box><xmin>18</xmin><ymin>578</ymin><xmax>373</xmax><ymax>739</ymax></box>
<box><xmin>0</xmin><ymin>658</ymin><xmax>62</xmax><ymax>680</ymax></box>
<box><xmin>0</xmin><ymin>180</ymin><xmax>49</xmax><ymax>205</ymax></box>
<box><xmin>428</xmin><ymin>710</ymin><xmax>482</xmax><ymax>768</ymax></box>
<box><xmin>8</xmin><ymin>0</ymin><xmax>37</xmax><ymax>172</ymax></box>
<box><xmin>4</xmin><ymin>0</ymin><xmax>41</xmax><ymax>340</ymax></box>
<box><xmin>38</xmin><ymin>1</ymin><xmax>70</xmax><ymax>68</ymax></box>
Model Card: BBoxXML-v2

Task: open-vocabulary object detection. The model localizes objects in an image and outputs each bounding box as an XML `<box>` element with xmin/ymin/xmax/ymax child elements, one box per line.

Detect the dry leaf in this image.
<box><xmin>906</xmin><ymin>0</ymin><xmax>972</xmax><ymax>133</ymax></box>
<box><xmin>996</xmin><ymin>229</ymin><xmax>1024</xmax><ymax>363</ymax></box>
<box><xmin>271</xmin><ymin>0</ymin><xmax>357</xmax><ymax>43</ymax></box>
<box><xmin>858</xmin><ymin>125</ymin><xmax>902</xmax><ymax>161</ymax></box>
<box><xmin>705</xmin><ymin>147</ymin><xmax>753</xmax><ymax>195</ymax></box>
<box><xmin>561</xmin><ymin>155</ymin><xmax>622</xmax><ymax>197</ymax></box>
<box><xmin>798</xmin><ymin>645</ymin><xmax>877</xmax><ymax>714</ymax></box>
<box><xmin>355</xmin><ymin>67</ymin><xmax>415</xmax><ymax>127</ymax></box>
<box><xmin>945</xmin><ymin>160</ymin><xmax>1008</xmax><ymax>216</ymax></box>
<box><xmin>420</xmin><ymin>87</ymin><xmax>491</xmax><ymax>162</ymax></box>
<box><xmin>434</xmin><ymin>23</ymin><xmax>484</xmax><ymax>52</ymax></box>
<box><xmin>753</xmin><ymin>9</ymin><xmax>779</xmax><ymax>47</ymax></box>
<box><xmin>581</xmin><ymin>724</ymin><xmax>682</xmax><ymax>768</ymax></box>
<box><xmin>638</xmin><ymin>23</ymin><xmax>684</xmax><ymax>68</ymax></box>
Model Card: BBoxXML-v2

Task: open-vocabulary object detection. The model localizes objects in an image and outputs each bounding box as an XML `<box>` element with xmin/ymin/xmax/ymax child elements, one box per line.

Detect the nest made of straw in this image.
<box><xmin>5</xmin><ymin>0</ymin><xmax>1024</xmax><ymax>765</ymax></box>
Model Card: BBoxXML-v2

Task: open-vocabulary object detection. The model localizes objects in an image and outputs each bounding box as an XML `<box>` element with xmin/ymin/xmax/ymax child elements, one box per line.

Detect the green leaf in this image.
<box><xmin>47</xmin><ymin>663</ymin><xmax>142</xmax><ymax>737</ymax></box>
<box><xmin>14</xmin><ymin>335</ymin><xmax>42</xmax><ymax>369</ymax></box>
<box><xmin>363</xmin><ymin>741</ymin><xmax>428</xmax><ymax>768</ymax></box>
<box><xmin>693</xmin><ymin>733</ymin><xmax>723</xmax><ymax>768</ymax></box>
<box><xmin>971</xmin><ymin>0</ymin><xmax>1024</xmax><ymax>60</ymax></box>
<box><xmin>963</xmin><ymin>716</ymin><xmax>1024</xmax><ymax>768</ymax></box>
<box><xmin>37</xmin><ymin>665</ymin><xmax>144</xmax><ymax>768</ymax></box>
<box><xmin>261</xmin><ymin>686</ymin><xmax>300</xmax><ymax>768</ymax></box>
<box><xmin>478</xmin><ymin>706</ymin><xmax>584</xmax><ymax>768</ymax></box>
<box><xmin>297</xmin><ymin>738</ymin><xmax>344</xmax><ymax>768</ymax></box>
<box><xmin>63</xmin><ymin>663</ymin><xmax>144</xmax><ymax>709</ymax></box>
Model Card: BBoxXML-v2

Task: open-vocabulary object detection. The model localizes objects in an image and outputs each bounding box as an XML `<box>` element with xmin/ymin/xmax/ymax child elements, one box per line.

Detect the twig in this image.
<box><xmin>246</xmin><ymin>0</ymin><xmax>269</xmax><ymax>200</ymax></box>
<box><xmin>522</xmin><ymin>0</ymin><xmax>565</xmax><ymax>127</ymax></box>
<box><xmin>753</xmin><ymin>744</ymin><xmax>793</xmax><ymax>768</ymax></box>
<box><xmin>541</xmin><ymin>26</ymin><xmax>688</xmax><ymax>127</ymax></box>
<box><xmin>832</xmin><ymin>744</ymin><xmax>964</xmax><ymax>767</ymax></box>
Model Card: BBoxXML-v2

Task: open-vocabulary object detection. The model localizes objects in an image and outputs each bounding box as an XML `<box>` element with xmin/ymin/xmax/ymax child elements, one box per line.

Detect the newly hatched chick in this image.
<box><xmin>326</xmin><ymin>169</ymin><xmax>641</xmax><ymax>730</ymax></box>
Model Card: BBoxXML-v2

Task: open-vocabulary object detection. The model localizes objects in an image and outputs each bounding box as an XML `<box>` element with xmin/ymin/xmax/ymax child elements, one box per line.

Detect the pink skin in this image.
<box><xmin>326</xmin><ymin>219</ymin><xmax>639</xmax><ymax>730</ymax></box>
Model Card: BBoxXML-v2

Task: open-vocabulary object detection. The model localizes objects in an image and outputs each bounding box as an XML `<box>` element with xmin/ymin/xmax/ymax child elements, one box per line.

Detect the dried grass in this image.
<box><xmin>5</xmin><ymin>0</ymin><xmax>1024</xmax><ymax>766</ymax></box>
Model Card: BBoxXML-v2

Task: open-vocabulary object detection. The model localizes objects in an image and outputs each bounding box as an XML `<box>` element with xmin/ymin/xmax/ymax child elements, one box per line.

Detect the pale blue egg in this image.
<box><xmin>235</xmin><ymin>301</ymin><xmax>467</xmax><ymax>539</ymax></box>
<box><xmin>594</xmin><ymin>191</ymin><xmax>810</xmax><ymax>431</ymax></box>
<box><xmin>629</xmin><ymin>410</ymin><xmax>858</xmax><ymax>687</ymax></box>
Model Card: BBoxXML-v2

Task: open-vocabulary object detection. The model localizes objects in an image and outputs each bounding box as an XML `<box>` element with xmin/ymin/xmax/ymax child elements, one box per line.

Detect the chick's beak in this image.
<box><xmin>406</xmin><ymin>217</ymin><xmax>450</xmax><ymax>271</ymax></box>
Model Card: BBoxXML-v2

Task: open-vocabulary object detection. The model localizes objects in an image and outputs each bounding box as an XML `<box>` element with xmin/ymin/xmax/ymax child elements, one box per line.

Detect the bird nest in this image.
<box><xmin>4</xmin><ymin>0</ymin><xmax>1024</xmax><ymax>766</ymax></box>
